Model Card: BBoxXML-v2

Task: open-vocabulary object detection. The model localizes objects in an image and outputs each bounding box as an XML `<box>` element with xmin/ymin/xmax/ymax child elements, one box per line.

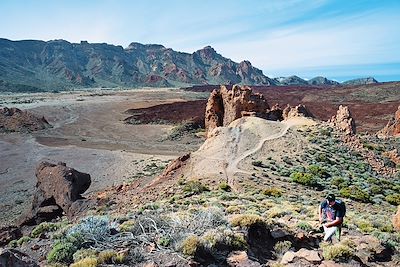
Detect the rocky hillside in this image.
<box><xmin>342</xmin><ymin>77</ymin><xmax>378</xmax><ymax>85</ymax></box>
<box><xmin>0</xmin><ymin>39</ymin><xmax>275</xmax><ymax>92</ymax></box>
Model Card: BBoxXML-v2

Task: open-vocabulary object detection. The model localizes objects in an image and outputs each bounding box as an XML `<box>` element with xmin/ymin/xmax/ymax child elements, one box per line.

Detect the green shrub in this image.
<box><xmin>47</xmin><ymin>241</ymin><xmax>77</xmax><ymax>264</ymax></box>
<box><xmin>385</xmin><ymin>194</ymin><xmax>400</xmax><ymax>205</ymax></box>
<box><xmin>297</xmin><ymin>221</ymin><xmax>313</xmax><ymax>232</ymax></box>
<box><xmin>183</xmin><ymin>180</ymin><xmax>209</xmax><ymax>194</ymax></box>
<box><xmin>291</xmin><ymin>172</ymin><xmax>320</xmax><ymax>187</ymax></box>
<box><xmin>158</xmin><ymin>236</ymin><xmax>172</xmax><ymax>247</ymax></box>
<box><xmin>308</xmin><ymin>165</ymin><xmax>330</xmax><ymax>178</ymax></box>
<box><xmin>321</xmin><ymin>239</ymin><xmax>355</xmax><ymax>262</ymax></box>
<box><xmin>340</xmin><ymin>186</ymin><xmax>371</xmax><ymax>203</ymax></box>
<box><xmin>219</xmin><ymin>182</ymin><xmax>231</xmax><ymax>192</ymax></box>
<box><xmin>16</xmin><ymin>236</ymin><xmax>31</xmax><ymax>246</ymax></box>
<box><xmin>31</xmin><ymin>222</ymin><xmax>62</xmax><ymax>238</ymax></box>
<box><xmin>274</xmin><ymin>240</ymin><xmax>292</xmax><ymax>255</ymax></box>
<box><xmin>331</xmin><ymin>177</ymin><xmax>345</xmax><ymax>187</ymax></box>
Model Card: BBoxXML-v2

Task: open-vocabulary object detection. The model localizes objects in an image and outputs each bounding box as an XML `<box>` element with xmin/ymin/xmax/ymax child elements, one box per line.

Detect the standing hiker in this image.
<box><xmin>319</xmin><ymin>194</ymin><xmax>346</xmax><ymax>242</ymax></box>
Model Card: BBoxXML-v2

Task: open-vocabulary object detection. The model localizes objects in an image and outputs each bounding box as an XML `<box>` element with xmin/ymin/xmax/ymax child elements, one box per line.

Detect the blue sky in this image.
<box><xmin>1</xmin><ymin>0</ymin><xmax>400</xmax><ymax>82</ymax></box>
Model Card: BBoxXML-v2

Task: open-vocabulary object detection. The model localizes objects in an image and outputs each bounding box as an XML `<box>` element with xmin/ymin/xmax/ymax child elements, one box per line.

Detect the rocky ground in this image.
<box><xmin>0</xmin><ymin>88</ymin><xmax>207</xmax><ymax>227</ymax></box>
<box><xmin>1</xmin><ymin>85</ymin><xmax>400</xmax><ymax>266</ymax></box>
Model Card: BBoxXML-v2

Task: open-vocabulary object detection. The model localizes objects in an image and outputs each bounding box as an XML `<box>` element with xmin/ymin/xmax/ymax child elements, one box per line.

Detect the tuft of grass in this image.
<box><xmin>71</xmin><ymin>257</ymin><xmax>98</xmax><ymax>267</ymax></box>
<box><xmin>263</xmin><ymin>187</ymin><xmax>282</xmax><ymax>197</ymax></box>
<box><xmin>181</xmin><ymin>235</ymin><xmax>200</xmax><ymax>256</ymax></box>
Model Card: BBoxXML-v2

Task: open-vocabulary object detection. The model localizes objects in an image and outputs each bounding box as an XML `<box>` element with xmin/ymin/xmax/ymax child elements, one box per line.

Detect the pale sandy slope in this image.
<box><xmin>184</xmin><ymin>116</ymin><xmax>316</xmax><ymax>190</ymax></box>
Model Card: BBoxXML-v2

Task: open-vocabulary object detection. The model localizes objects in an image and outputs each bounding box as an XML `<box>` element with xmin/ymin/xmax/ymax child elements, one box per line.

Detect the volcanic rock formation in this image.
<box><xmin>378</xmin><ymin>105</ymin><xmax>400</xmax><ymax>137</ymax></box>
<box><xmin>21</xmin><ymin>161</ymin><xmax>91</xmax><ymax>225</ymax></box>
<box><xmin>282</xmin><ymin>104</ymin><xmax>314</xmax><ymax>120</ymax></box>
<box><xmin>330</xmin><ymin>105</ymin><xmax>356</xmax><ymax>135</ymax></box>
<box><xmin>205</xmin><ymin>85</ymin><xmax>270</xmax><ymax>137</ymax></box>
<box><xmin>0</xmin><ymin>107</ymin><xmax>50</xmax><ymax>133</ymax></box>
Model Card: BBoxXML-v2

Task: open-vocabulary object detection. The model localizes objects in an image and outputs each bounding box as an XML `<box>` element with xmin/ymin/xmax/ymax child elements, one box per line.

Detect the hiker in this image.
<box><xmin>318</xmin><ymin>194</ymin><xmax>346</xmax><ymax>242</ymax></box>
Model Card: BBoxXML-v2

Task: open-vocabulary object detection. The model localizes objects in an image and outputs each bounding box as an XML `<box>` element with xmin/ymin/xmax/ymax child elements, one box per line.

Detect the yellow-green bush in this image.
<box><xmin>181</xmin><ymin>235</ymin><xmax>200</xmax><ymax>256</ymax></box>
<box><xmin>230</xmin><ymin>214</ymin><xmax>264</xmax><ymax>227</ymax></box>
<box><xmin>385</xmin><ymin>194</ymin><xmax>400</xmax><ymax>205</ymax></box>
<box><xmin>98</xmin><ymin>250</ymin><xmax>125</xmax><ymax>264</ymax></box>
<box><xmin>72</xmin><ymin>249</ymin><xmax>97</xmax><ymax>262</ymax></box>
<box><xmin>47</xmin><ymin>241</ymin><xmax>77</xmax><ymax>264</ymax></box>
<box><xmin>70</xmin><ymin>257</ymin><xmax>98</xmax><ymax>267</ymax></box>
<box><xmin>321</xmin><ymin>240</ymin><xmax>355</xmax><ymax>262</ymax></box>
<box><xmin>263</xmin><ymin>187</ymin><xmax>282</xmax><ymax>197</ymax></box>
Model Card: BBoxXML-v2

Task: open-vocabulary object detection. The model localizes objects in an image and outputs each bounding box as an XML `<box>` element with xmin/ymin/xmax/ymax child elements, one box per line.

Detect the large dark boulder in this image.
<box><xmin>21</xmin><ymin>161</ymin><xmax>91</xmax><ymax>225</ymax></box>
<box><xmin>0</xmin><ymin>249</ymin><xmax>38</xmax><ymax>267</ymax></box>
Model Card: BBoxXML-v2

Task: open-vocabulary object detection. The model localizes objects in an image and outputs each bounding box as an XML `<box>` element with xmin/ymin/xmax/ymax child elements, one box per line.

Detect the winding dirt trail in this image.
<box><xmin>223</xmin><ymin>118</ymin><xmax>312</xmax><ymax>190</ymax></box>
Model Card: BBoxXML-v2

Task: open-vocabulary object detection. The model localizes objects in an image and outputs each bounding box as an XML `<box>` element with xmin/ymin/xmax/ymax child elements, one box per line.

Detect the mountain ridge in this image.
<box><xmin>0</xmin><ymin>38</ymin><xmax>275</xmax><ymax>91</ymax></box>
<box><xmin>0</xmin><ymin>38</ymin><xmax>379</xmax><ymax>92</ymax></box>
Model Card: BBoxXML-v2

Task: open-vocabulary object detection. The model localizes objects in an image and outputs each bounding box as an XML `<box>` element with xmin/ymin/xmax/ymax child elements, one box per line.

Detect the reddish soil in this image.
<box><xmin>128</xmin><ymin>82</ymin><xmax>400</xmax><ymax>133</ymax></box>
<box><xmin>125</xmin><ymin>99</ymin><xmax>207</xmax><ymax>127</ymax></box>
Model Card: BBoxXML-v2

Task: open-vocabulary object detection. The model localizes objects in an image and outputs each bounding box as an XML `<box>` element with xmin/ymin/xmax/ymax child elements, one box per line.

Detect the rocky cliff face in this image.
<box><xmin>378</xmin><ymin>105</ymin><xmax>400</xmax><ymax>137</ymax></box>
<box><xmin>0</xmin><ymin>39</ymin><xmax>274</xmax><ymax>91</ymax></box>
<box><xmin>205</xmin><ymin>85</ymin><xmax>270</xmax><ymax>137</ymax></box>
<box><xmin>330</xmin><ymin>105</ymin><xmax>356</xmax><ymax>135</ymax></box>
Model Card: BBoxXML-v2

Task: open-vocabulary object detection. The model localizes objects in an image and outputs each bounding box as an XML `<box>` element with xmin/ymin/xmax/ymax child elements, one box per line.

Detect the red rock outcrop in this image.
<box><xmin>282</xmin><ymin>104</ymin><xmax>314</xmax><ymax>120</ymax></box>
<box><xmin>330</xmin><ymin>105</ymin><xmax>356</xmax><ymax>135</ymax></box>
<box><xmin>394</xmin><ymin>206</ymin><xmax>400</xmax><ymax>231</ymax></box>
<box><xmin>21</xmin><ymin>161</ymin><xmax>91</xmax><ymax>225</ymax></box>
<box><xmin>378</xmin><ymin>105</ymin><xmax>400</xmax><ymax>137</ymax></box>
<box><xmin>205</xmin><ymin>85</ymin><xmax>269</xmax><ymax>137</ymax></box>
<box><xmin>0</xmin><ymin>107</ymin><xmax>50</xmax><ymax>133</ymax></box>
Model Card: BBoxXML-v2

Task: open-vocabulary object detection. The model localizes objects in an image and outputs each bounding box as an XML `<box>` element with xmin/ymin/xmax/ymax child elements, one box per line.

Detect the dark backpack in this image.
<box><xmin>336</xmin><ymin>200</ymin><xmax>346</xmax><ymax>217</ymax></box>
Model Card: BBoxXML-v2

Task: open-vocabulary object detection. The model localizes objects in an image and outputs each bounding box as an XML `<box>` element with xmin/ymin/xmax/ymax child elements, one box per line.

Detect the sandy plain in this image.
<box><xmin>0</xmin><ymin>88</ymin><xmax>206</xmax><ymax>226</ymax></box>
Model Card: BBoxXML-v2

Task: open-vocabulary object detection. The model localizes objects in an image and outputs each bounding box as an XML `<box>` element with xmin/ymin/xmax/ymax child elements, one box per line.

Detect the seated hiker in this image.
<box><xmin>318</xmin><ymin>194</ymin><xmax>346</xmax><ymax>242</ymax></box>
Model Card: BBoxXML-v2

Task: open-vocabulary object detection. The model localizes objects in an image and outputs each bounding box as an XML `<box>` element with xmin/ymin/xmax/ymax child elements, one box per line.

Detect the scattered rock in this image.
<box><xmin>20</xmin><ymin>161</ymin><xmax>91</xmax><ymax>225</ymax></box>
<box><xmin>318</xmin><ymin>260</ymin><xmax>343</xmax><ymax>267</ymax></box>
<box><xmin>0</xmin><ymin>249</ymin><xmax>39</xmax><ymax>267</ymax></box>
<box><xmin>282</xmin><ymin>104</ymin><xmax>314</xmax><ymax>120</ymax></box>
<box><xmin>378</xmin><ymin>105</ymin><xmax>400</xmax><ymax>137</ymax></box>
<box><xmin>281</xmin><ymin>248</ymin><xmax>321</xmax><ymax>265</ymax></box>
<box><xmin>393</xmin><ymin>205</ymin><xmax>400</xmax><ymax>231</ymax></box>
<box><xmin>0</xmin><ymin>107</ymin><xmax>50</xmax><ymax>133</ymax></box>
<box><xmin>0</xmin><ymin>226</ymin><xmax>22</xmax><ymax>247</ymax></box>
<box><xmin>205</xmin><ymin>85</ymin><xmax>269</xmax><ymax>137</ymax></box>
<box><xmin>329</xmin><ymin>105</ymin><xmax>356</xmax><ymax>135</ymax></box>
<box><xmin>226</xmin><ymin>251</ymin><xmax>261</xmax><ymax>267</ymax></box>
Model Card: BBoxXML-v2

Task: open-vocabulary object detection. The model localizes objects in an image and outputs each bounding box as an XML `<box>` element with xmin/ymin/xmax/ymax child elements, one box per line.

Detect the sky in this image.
<box><xmin>1</xmin><ymin>0</ymin><xmax>400</xmax><ymax>82</ymax></box>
